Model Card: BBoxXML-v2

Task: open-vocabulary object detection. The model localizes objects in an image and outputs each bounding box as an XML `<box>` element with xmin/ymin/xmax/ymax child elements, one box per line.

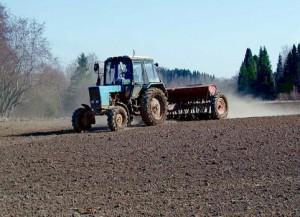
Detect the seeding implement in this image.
<box><xmin>167</xmin><ymin>85</ymin><xmax>228</xmax><ymax>120</ymax></box>
<box><xmin>72</xmin><ymin>56</ymin><xmax>228</xmax><ymax>132</ymax></box>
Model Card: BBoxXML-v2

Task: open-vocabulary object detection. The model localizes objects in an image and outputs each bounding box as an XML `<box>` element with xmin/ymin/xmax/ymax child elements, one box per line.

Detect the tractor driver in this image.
<box><xmin>116</xmin><ymin>61</ymin><xmax>130</xmax><ymax>85</ymax></box>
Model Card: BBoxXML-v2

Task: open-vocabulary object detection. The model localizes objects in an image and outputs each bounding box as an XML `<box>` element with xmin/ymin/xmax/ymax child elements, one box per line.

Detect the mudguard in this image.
<box><xmin>81</xmin><ymin>104</ymin><xmax>92</xmax><ymax>111</ymax></box>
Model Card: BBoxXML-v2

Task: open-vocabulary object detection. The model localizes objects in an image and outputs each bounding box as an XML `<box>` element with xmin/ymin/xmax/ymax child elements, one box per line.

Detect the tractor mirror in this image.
<box><xmin>154</xmin><ymin>63</ymin><xmax>159</xmax><ymax>67</ymax></box>
<box><xmin>94</xmin><ymin>62</ymin><xmax>99</xmax><ymax>72</ymax></box>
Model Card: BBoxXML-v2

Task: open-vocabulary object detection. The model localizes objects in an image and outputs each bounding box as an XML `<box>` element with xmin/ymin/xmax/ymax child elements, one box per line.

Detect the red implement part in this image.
<box><xmin>167</xmin><ymin>84</ymin><xmax>217</xmax><ymax>103</ymax></box>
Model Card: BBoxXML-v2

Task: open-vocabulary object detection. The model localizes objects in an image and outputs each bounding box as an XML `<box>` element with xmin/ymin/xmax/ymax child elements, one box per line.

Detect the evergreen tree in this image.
<box><xmin>67</xmin><ymin>53</ymin><xmax>89</xmax><ymax>98</ymax></box>
<box><xmin>245</xmin><ymin>49</ymin><xmax>257</xmax><ymax>92</ymax></box>
<box><xmin>71</xmin><ymin>53</ymin><xmax>89</xmax><ymax>85</ymax></box>
<box><xmin>281</xmin><ymin>52</ymin><xmax>293</xmax><ymax>92</ymax></box>
<box><xmin>290</xmin><ymin>45</ymin><xmax>298</xmax><ymax>85</ymax></box>
<box><xmin>253</xmin><ymin>54</ymin><xmax>259</xmax><ymax>75</ymax></box>
<box><xmin>255</xmin><ymin>47</ymin><xmax>276</xmax><ymax>99</ymax></box>
<box><xmin>253</xmin><ymin>55</ymin><xmax>259</xmax><ymax>64</ymax></box>
<box><xmin>238</xmin><ymin>62</ymin><xmax>248</xmax><ymax>93</ymax></box>
<box><xmin>297</xmin><ymin>44</ymin><xmax>300</xmax><ymax>91</ymax></box>
<box><xmin>64</xmin><ymin>53</ymin><xmax>91</xmax><ymax>112</ymax></box>
<box><xmin>237</xmin><ymin>48</ymin><xmax>257</xmax><ymax>94</ymax></box>
<box><xmin>275</xmin><ymin>54</ymin><xmax>284</xmax><ymax>92</ymax></box>
<box><xmin>281</xmin><ymin>45</ymin><xmax>298</xmax><ymax>93</ymax></box>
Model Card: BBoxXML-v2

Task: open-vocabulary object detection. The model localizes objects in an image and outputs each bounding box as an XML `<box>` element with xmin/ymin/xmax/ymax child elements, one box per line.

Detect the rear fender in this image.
<box><xmin>81</xmin><ymin>104</ymin><xmax>92</xmax><ymax>111</ymax></box>
<box><xmin>145</xmin><ymin>83</ymin><xmax>168</xmax><ymax>97</ymax></box>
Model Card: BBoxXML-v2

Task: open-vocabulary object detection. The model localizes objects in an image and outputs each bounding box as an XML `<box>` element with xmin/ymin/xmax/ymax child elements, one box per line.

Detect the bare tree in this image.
<box><xmin>0</xmin><ymin>5</ymin><xmax>50</xmax><ymax>117</ymax></box>
<box><xmin>13</xmin><ymin>63</ymin><xmax>67</xmax><ymax>118</ymax></box>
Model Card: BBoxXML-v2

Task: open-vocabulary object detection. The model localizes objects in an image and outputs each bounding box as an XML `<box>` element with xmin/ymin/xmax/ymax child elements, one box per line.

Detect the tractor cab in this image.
<box><xmin>88</xmin><ymin>56</ymin><xmax>165</xmax><ymax>115</ymax></box>
<box><xmin>102</xmin><ymin>56</ymin><xmax>160</xmax><ymax>86</ymax></box>
<box><xmin>103</xmin><ymin>56</ymin><xmax>132</xmax><ymax>86</ymax></box>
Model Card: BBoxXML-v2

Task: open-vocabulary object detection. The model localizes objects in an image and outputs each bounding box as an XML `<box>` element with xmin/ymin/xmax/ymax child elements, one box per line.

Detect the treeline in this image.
<box><xmin>275</xmin><ymin>44</ymin><xmax>300</xmax><ymax>97</ymax></box>
<box><xmin>238</xmin><ymin>45</ymin><xmax>300</xmax><ymax>99</ymax></box>
<box><xmin>14</xmin><ymin>53</ymin><xmax>97</xmax><ymax>118</ymax></box>
<box><xmin>158</xmin><ymin>68</ymin><xmax>215</xmax><ymax>87</ymax></box>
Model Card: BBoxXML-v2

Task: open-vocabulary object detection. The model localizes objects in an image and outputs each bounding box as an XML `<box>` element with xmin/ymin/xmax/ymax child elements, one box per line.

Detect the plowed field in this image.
<box><xmin>0</xmin><ymin>116</ymin><xmax>299</xmax><ymax>216</ymax></box>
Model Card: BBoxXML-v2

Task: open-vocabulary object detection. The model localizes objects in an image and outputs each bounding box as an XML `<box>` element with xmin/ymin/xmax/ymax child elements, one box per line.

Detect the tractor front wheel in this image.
<box><xmin>72</xmin><ymin>108</ymin><xmax>95</xmax><ymax>133</ymax></box>
<box><xmin>107</xmin><ymin>106</ymin><xmax>128</xmax><ymax>131</ymax></box>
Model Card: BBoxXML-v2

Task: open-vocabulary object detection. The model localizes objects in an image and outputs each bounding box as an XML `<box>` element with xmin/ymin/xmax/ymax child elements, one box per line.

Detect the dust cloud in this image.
<box><xmin>227</xmin><ymin>94</ymin><xmax>300</xmax><ymax>118</ymax></box>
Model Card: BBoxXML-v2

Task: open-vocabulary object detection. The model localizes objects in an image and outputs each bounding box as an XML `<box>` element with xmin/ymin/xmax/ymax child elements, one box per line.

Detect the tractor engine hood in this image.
<box><xmin>89</xmin><ymin>85</ymin><xmax>121</xmax><ymax>111</ymax></box>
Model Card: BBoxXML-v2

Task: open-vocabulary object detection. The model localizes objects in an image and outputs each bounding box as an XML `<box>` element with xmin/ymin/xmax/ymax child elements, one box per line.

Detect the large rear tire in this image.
<box><xmin>211</xmin><ymin>93</ymin><xmax>228</xmax><ymax>119</ymax></box>
<box><xmin>140</xmin><ymin>88</ymin><xmax>168</xmax><ymax>126</ymax></box>
<box><xmin>72</xmin><ymin>108</ymin><xmax>94</xmax><ymax>133</ymax></box>
<box><xmin>107</xmin><ymin>106</ymin><xmax>128</xmax><ymax>131</ymax></box>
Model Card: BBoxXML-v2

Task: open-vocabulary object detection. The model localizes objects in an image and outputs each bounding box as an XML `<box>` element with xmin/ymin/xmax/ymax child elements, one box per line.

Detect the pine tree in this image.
<box><xmin>281</xmin><ymin>45</ymin><xmax>298</xmax><ymax>93</ymax></box>
<box><xmin>253</xmin><ymin>55</ymin><xmax>259</xmax><ymax>64</ymax></box>
<box><xmin>64</xmin><ymin>53</ymin><xmax>91</xmax><ymax>112</ymax></box>
<box><xmin>290</xmin><ymin>45</ymin><xmax>298</xmax><ymax>85</ymax></box>
<box><xmin>275</xmin><ymin>55</ymin><xmax>284</xmax><ymax>92</ymax></box>
<box><xmin>297</xmin><ymin>44</ymin><xmax>300</xmax><ymax>91</ymax></box>
<box><xmin>238</xmin><ymin>62</ymin><xmax>248</xmax><ymax>93</ymax></box>
<box><xmin>282</xmin><ymin>52</ymin><xmax>294</xmax><ymax>92</ymax></box>
<box><xmin>71</xmin><ymin>53</ymin><xmax>89</xmax><ymax>85</ymax></box>
<box><xmin>237</xmin><ymin>48</ymin><xmax>257</xmax><ymax>94</ymax></box>
<box><xmin>255</xmin><ymin>47</ymin><xmax>276</xmax><ymax>99</ymax></box>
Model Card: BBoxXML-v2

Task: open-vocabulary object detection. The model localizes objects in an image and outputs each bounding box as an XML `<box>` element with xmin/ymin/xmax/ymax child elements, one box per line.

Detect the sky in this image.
<box><xmin>2</xmin><ymin>0</ymin><xmax>300</xmax><ymax>78</ymax></box>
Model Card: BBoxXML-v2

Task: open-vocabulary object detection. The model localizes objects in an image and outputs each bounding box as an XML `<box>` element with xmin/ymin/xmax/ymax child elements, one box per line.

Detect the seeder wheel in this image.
<box><xmin>211</xmin><ymin>93</ymin><xmax>228</xmax><ymax>119</ymax></box>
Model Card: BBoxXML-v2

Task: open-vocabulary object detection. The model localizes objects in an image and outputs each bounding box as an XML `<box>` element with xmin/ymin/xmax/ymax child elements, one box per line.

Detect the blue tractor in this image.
<box><xmin>72</xmin><ymin>56</ymin><xmax>168</xmax><ymax>132</ymax></box>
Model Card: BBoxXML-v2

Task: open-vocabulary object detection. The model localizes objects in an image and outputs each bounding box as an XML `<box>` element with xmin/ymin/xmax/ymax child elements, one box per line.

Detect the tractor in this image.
<box><xmin>72</xmin><ymin>55</ymin><xmax>228</xmax><ymax>132</ymax></box>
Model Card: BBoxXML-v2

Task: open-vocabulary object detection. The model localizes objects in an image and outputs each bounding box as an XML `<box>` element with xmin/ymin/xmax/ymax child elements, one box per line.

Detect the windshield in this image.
<box><xmin>105</xmin><ymin>60</ymin><xmax>131</xmax><ymax>85</ymax></box>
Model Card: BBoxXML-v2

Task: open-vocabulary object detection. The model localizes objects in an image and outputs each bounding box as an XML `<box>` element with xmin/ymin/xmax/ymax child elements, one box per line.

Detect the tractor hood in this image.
<box><xmin>89</xmin><ymin>85</ymin><xmax>121</xmax><ymax>111</ymax></box>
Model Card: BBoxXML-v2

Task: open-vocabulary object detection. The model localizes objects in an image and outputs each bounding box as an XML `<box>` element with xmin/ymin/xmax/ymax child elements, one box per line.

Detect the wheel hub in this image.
<box><xmin>217</xmin><ymin>98</ymin><xmax>226</xmax><ymax>115</ymax></box>
<box><xmin>116</xmin><ymin>113</ymin><xmax>123</xmax><ymax>127</ymax></box>
<box><xmin>151</xmin><ymin>98</ymin><xmax>161</xmax><ymax>119</ymax></box>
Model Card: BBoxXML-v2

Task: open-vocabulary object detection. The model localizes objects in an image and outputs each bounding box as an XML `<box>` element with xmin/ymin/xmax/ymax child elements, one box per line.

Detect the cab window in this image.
<box><xmin>105</xmin><ymin>61</ymin><xmax>115</xmax><ymax>84</ymax></box>
<box><xmin>144</xmin><ymin>62</ymin><xmax>160</xmax><ymax>82</ymax></box>
<box><xmin>133</xmin><ymin>62</ymin><xmax>143</xmax><ymax>83</ymax></box>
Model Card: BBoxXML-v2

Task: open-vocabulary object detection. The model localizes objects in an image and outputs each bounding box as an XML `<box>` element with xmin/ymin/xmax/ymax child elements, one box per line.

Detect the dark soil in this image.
<box><xmin>0</xmin><ymin>116</ymin><xmax>299</xmax><ymax>216</ymax></box>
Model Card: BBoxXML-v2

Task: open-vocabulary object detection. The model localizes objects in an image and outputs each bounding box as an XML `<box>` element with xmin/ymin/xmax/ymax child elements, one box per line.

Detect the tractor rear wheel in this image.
<box><xmin>211</xmin><ymin>93</ymin><xmax>228</xmax><ymax>119</ymax></box>
<box><xmin>140</xmin><ymin>88</ymin><xmax>168</xmax><ymax>126</ymax></box>
<box><xmin>72</xmin><ymin>108</ymin><xmax>94</xmax><ymax>133</ymax></box>
<box><xmin>107</xmin><ymin>106</ymin><xmax>128</xmax><ymax>131</ymax></box>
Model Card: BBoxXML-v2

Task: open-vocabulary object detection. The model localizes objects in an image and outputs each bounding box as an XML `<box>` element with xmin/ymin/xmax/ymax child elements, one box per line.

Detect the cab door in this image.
<box><xmin>131</xmin><ymin>61</ymin><xmax>145</xmax><ymax>98</ymax></box>
<box><xmin>143</xmin><ymin>61</ymin><xmax>160</xmax><ymax>83</ymax></box>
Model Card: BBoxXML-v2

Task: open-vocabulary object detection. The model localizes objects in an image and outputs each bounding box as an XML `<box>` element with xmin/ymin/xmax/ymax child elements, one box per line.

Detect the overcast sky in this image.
<box><xmin>2</xmin><ymin>0</ymin><xmax>300</xmax><ymax>78</ymax></box>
